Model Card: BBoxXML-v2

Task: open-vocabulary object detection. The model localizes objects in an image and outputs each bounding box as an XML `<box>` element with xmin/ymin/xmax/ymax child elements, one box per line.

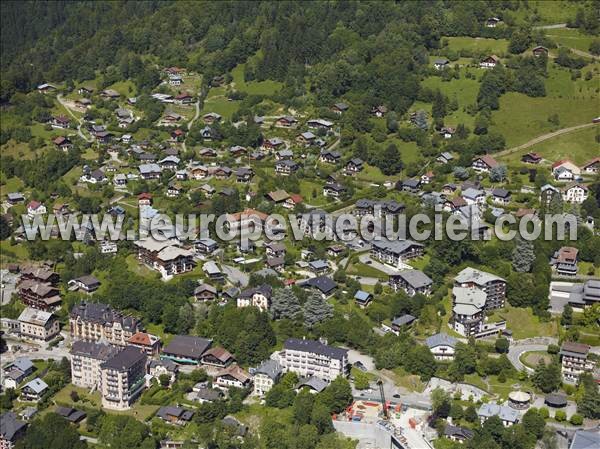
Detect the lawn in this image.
<box><xmin>235</xmin><ymin>402</ymin><xmax>294</xmax><ymax>430</ymax></box>
<box><xmin>346</xmin><ymin>262</ymin><xmax>388</xmax><ymax>280</ymax></box>
<box><xmin>81</xmin><ymin>148</ymin><xmax>99</xmax><ymax>160</ymax></box>
<box><xmin>125</xmin><ymin>254</ymin><xmax>159</xmax><ymax>279</ymax></box>
<box><xmin>444</xmin><ymin>36</ymin><xmax>509</xmax><ymax>55</ymax></box>
<box><xmin>520</xmin><ymin>351</ymin><xmax>552</xmax><ymax>369</ymax></box>
<box><xmin>388</xmin><ymin>367</ymin><xmax>426</xmax><ymax>393</ymax></box>
<box><xmin>0</xmin><ymin>240</ymin><xmax>29</xmax><ymax>264</ymax></box>
<box><xmin>384</xmin><ymin>137</ymin><xmax>421</xmax><ymax>165</ymax></box>
<box><xmin>488</xmin><ymin>305</ymin><xmax>558</xmax><ymax>339</ymax></box>
<box><xmin>201</xmin><ymin>91</ymin><xmax>240</xmax><ymax>120</ymax></box>
<box><xmin>231</xmin><ymin>64</ymin><xmax>283</xmax><ymax>96</ymax></box>
<box><xmin>499</xmin><ymin>125</ymin><xmax>600</xmax><ymax>165</ymax></box>
<box><xmin>1</xmin><ymin>176</ymin><xmax>25</xmax><ymax>193</ymax></box>
<box><xmin>490</xmin><ymin>92</ymin><xmax>600</xmax><ymax>148</ymax></box>
<box><xmin>299</xmin><ymin>179</ymin><xmax>329</xmax><ymax>206</ymax></box>
<box><xmin>545</xmin><ymin>28</ymin><xmax>597</xmax><ymax>53</ymax></box>
<box><xmin>514</xmin><ymin>1</ymin><xmax>582</xmax><ymax>25</ymax></box>
<box><xmin>62</xmin><ymin>166</ymin><xmax>83</xmax><ymax>190</ymax></box>
<box><xmin>106</xmin><ymin>80</ymin><xmax>137</xmax><ymax>97</ymax></box>
<box><xmin>354</xmin><ymin>164</ymin><xmax>392</xmax><ymax>184</ymax></box>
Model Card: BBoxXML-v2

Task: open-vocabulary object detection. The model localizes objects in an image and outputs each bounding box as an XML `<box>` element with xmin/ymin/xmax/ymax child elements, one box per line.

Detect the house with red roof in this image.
<box><xmin>27</xmin><ymin>201</ymin><xmax>46</xmax><ymax>218</ymax></box>
<box><xmin>127</xmin><ymin>332</ymin><xmax>161</xmax><ymax>356</ymax></box>
<box><xmin>472</xmin><ymin>155</ymin><xmax>499</xmax><ymax>173</ymax></box>
<box><xmin>138</xmin><ymin>193</ymin><xmax>153</xmax><ymax>207</ymax></box>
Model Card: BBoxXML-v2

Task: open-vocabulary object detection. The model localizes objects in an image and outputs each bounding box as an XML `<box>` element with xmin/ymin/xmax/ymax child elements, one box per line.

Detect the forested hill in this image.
<box><xmin>1</xmin><ymin>0</ymin><xmax>535</xmax><ymax>106</ymax></box>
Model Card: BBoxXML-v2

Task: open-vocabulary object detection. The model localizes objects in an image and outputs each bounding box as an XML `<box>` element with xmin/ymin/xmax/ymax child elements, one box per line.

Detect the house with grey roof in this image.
<box><xmin>477</xmin><ymin>403</ymin><xmax>520</xmax><ymax>427</ymax></box>
<box><xmin>138</xmin><ymin>163</ymin><xmax>161</xmax><ymax>179</ymax></box>
<box><xmin>569</xmin><ymin>430</ymin><xmax>600</xmax><ymax>449</ymax></box>
<box><xmin>161</xmin><ymin>335</ymin><xmax>213</xmax><ymax>365</ymax></box>
<box><xmin>371</xmin><ymin>239</ymin><xmax>424</xmax><ymax>267</ymax></box>
<box><xmin>0</xmin><ymin>412</ymin><xmax>27</xmax><ymax>447</ymax></box>
<box><xmin>444</xmin><ymin>424</ymin><xmax>473</xmax><ymax>442</ymax></box>
<box><xmin>426</xmin><ymin>333</ymin><xmax>458</xmax><ymax>361</ymax></box>
<box><xmin>280</xmin><ymin>338</ymin><xmax>348</xmax><ymax>381</ymax></box>
<box><xmin>100</xmin><ymin>346</ymin><xmax>147</xmax><ymax>410</ymax></box>
<box><xmin>301</xmin><ymin>276</ymin><xmax>337</xmax><ymax>298</ymax></box>
<box><xmin>389</xmin><ymin>270</ymin><xmax>433</xmax><ymax>296</ymax></box>
<box><xmin>354</xmin><ymin>290</ymin><xmax>373</xmax><ymax>308</ymax></box>
<box><xmin>253</xmin><ymin>359</ymin><xmax>283</xmax><ymax>396</ymax></box>
<box><xmin>21</xmin><ymin>378</ymin><xmax>48</xmax><ymax>402</ymax></box>
<box><xmin>390</xmin><ymin>314</ymin><xmax>416</xmax><ymax>334</ymax></box>
<box><xmin>156</xmin><ymin>406</ymin><xmax>194</xmax><ymax>426</ymax></box>
<box><xmin>454</xmin><ymin>267</ymin><xmax>506</xmax><ymax>310</ymax></box>
<box><xmin>296</xmin><ymin>376</ymin><xmax>329</xmax><ymax>394</ymax></box>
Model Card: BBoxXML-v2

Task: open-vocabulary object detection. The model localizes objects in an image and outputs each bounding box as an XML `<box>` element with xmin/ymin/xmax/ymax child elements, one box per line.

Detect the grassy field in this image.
<box><xmin>125</xmin><ymin>254</ymin><xmax>158</xmax><ymax>279</ymax></box>
<box><xmin>388</xmin><ymin>367</ymin><xmax>426</xmax><ymax>392</ymax></box>
<box><xmin>1</xmin><ymin>176</ymin><xmax>25</xmax><ymax>192</ymax></box>
<box><xmin>513</xmin><ymin>1</ymin><xmax>582</xmax><ymax>25</ymax></box>
<box><xmin>231</xmin><ymin>64</ymin><xmax>283</xmax><ymax>96</ymax></box>
<box><xmin>520</xmin><ymin>351</ymin><xmax>552</xmax><ymax>369</ymax></box>
<box><xmin>490</xmin><ymin>92</ymin><xmax>600</xmax><ymax>148</ymax></box>
<box><xmin>546</xmin><ymin>28</ymin><xmax>597</xmax><ymax>53</ymax></box>
<box><xmin>444</xmin><ymin>36</ymin><xmax>508</xmax><ymax>55</ymax></box>
<box><xmin>0</xmin><ymin>240</ymin><xmax>29</xmax><ymax>264</ymax></box>
<box><xmin>346</xmin><ymin>262</ymin><xmax>388</xmax><ymax>280</ymax></box>
<box><xmin>106</xmin><ymin>79</ymin><xmax>137</xmax><ymax>97</ymax></box>
<box><xmin>384</xmin><ymin>137</ymin><xmax>421</xmax><ymax>165</ymax></box>
<box><xmin>500</xmin><ymin>125</ymin><xmax>600</xmax><ymax>165</ymax></box>
<box><xmin>201</xmin><ymin>87</ymin><xmax>240</xmax><ymax>120</ymax></box>
<box><xmin>488</xmin><ymin>305</ymin><xmax>558</xmax><ymax>339</ymax></box>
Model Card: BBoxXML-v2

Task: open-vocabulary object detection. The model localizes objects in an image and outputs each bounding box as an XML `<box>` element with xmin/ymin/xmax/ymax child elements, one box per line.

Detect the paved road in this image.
<box><xmin>221</xmin><ymin>264</ymin><xmax>249</xmax><ymax>287</ymax></box>
<box><xmin>496</xmin><ymin>122</ymin><xmax>598</xmax><ymax>158</ymax></box>
<box><xmin>507</xmin><ymin>343</ymin><xmax>550</xmax><ymax>373</ymax></box>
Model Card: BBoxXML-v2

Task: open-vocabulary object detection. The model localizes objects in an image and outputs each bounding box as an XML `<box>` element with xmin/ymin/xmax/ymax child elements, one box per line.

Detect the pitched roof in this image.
<box><xmin>474</xmin><ymin>154</ymin><xmax>499</xmax><ymax>168</ymax></box>
<box><xmin>23</xmin><ymin>378</ymin><xmax>48</xmax><ymax>394</ymax></box>
<box><xmin>392</xmin><ymin>314</ymin><xmax>416</xmax><ymax>327</ymax></box>
<box><xmin>569</xmin><ymin>430</ymin><xmax>600</xmax><ymax>449</ymax></box>
<box><xmin>70</xmin><ymin>340</ymin><xmax>120</xmax><ymax>361</ymax></box>
<box><xmin>426</xmin><ymin>333</ymin><xmax>457</xmax><ymax>349</ymax></box>
<box><xmin>284</xmin><ymin>338</ymin><xmax>347</xmax><ymax>361</ymax></box>
<box><xmin>128</xmin><ymin>332</ymin><xmax>160</xmax><ymax>347</ymax></box>
<box><xmin>216</xmin><ymin>364</ymin><xmax>250</xmax><ymax>383</ymax></box>
<box><xmin>397</xmin><ymin>270</ymin><xmax>433</xmax><ymax>289</ymax></box>
<box><xmin>0</xmin><ymin>412</ymin><xmax>27</xmax><ymax>441</ymax></box>
<box><xmin>17</xmin><ymin>308</ymin><xmax>54</xmax><ymax>326</ymax></box>
<box><xmin>303</xmin><ymin>276</ymin><xmax>337</xmax><ymax>294</ymax></box>
<box><xmin>254</xmin><ymin>359</ymin><xmax>283</xmax><ymax>380</ymax></box>
<box><xmin>101</xmin><ymin>346</ymin><xmax>146</xmax><ymax>371</ymax></box>
<box><xmin>163</xmin><ymin>335</ymin><xmax>212</xmax><ymax>360</ymax></box>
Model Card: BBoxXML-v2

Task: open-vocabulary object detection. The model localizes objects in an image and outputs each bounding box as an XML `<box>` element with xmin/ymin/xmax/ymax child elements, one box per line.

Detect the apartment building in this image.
<box><xmin>451</xmin><ymin>287</ymin><xmax>487</xmax><ymax>337</ymax></box>
<box><xmin>560</xmin><ymin>342</ymin><xmax>595</xmax><ymax>383</ymax></box>
<box><xmin>70</xmin><ymin>340</ymin><xmax>120</xmax><ymax>389</ymax></box>
<box><xmin>454</xmin><ymin>267</ymin><xmax>506</xmax><ymax>310</ymax></box>
<box><xmin>370</xmin><ymin>240</ymin><xmax>424</xmax><ymax>268</ymax></box>
<box><xmin>100</xmin><ymin>346</ymin><xmax>147</xmax><ymax>410</ymax></box>
<box><xmin>279</xmin><ymin>338</ymin><xmax>348</xmax><ymax>382</ymax></box>
<box><xmin>134</xmin><ymin>239</ymin><xmax>195</xmax><ymax>280</ymax></box>
<box><xmin>69</xmin><ymin>302</ymin><xmax>142</xmax><ymax>346</ymax></box>
<box><xmin>17</xmin><ymin>308</ymin><xmax>60</xmax><ymax>341</ymax></box>
<box><xmin>253</xmin><ymin>359</ymin><xmax>283</xmax><ymax>396</ymax></box>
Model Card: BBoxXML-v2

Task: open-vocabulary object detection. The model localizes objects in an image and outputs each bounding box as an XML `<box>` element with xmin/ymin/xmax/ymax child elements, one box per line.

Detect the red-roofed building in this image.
<box><xmin>127</xmin><ymin>331</ymin><xmax>161</xmax><ymax>355</ymax></box>
<box><xmin>472</xmin><ymin>155</ymin><xmax>499</xmax><ymax>173</ymax></box>
<box><xmin>138</xmin><ymin>193</ymin><xmax>153</xmax><ymax>206</ymax></box>
<box><xmin>27</xmin><ymin>201</ymin><xmax>46</xmax><ymax>218</ymax></box>
<box><xmin>284</xmin><ymin>194</ymin><xmax>303</xmax><ymax>210</ymax></box>
<box><xmin>201</xmin><ymin>347</ymin><xmax>235</xmax><ymax>368</ymax></box>
<box><xmin>521</xmin><ymin>152</ymin><xmax>542</xmax><ymax>164</ymax></box>
<box><xmin>53</xmin><ymin>136</ymin><xmax>73</xmax><ymax>151</ymax></box>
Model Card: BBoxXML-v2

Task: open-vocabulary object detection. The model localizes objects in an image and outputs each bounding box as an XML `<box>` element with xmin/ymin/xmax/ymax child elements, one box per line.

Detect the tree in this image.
<box><xmin>432</xmin><ymin>90</ymin><xmax>447</xmax><ymax>120</ymax></box>
<box><xmin>319</xmin><ymin>377</ymin><xmax>353</xmax><ymax>413</ymax></box>
<box><xmin>293</xmin><ymin>389</ymin><xmax>315</xmax><ymax>425</ymax></box>
<box><xmin>577</xmin><ymin>373</ymin><xmax>600</xmax><ymax>419</ymax></box>
<box><xmin>158</xmin><ymin>374</ymin><xmax>171</xmax><ymax>387</ymax></box>
<box><xmin>265</xmin><ymin>383</ymin><xmax>295</xmax><ymax>408</ymax></box>
<box><xmin>569</xmin><ymin>413</ymin><xmax>583</xmax><ymax>425</ymax></box>
<box><xmin>431</xmin><ymin>388</ymin><xmax>451</xmax><ymax>419</ymax></box>
<box><xmin>311</xmin><ymin>402</ymin><xmax>334</xmax><ymax>434</ymax></box>
<box><xmin>449</xmin><ymin>342</ymin><xmax>477</xmax><ymax>380</ymax></box>
<box><xmin>453</xmin><ymin>166</ymin><xmax>469</xmax><ymax>180</ymax></box>
<box><xmin>495</xmin><ymin>337</ymin><xmax>510</xmax><ymax>354</ymax></box>
<box><xmin>561</xmin><ymin>304</ymin><xmax>573</xmax><ymax>326</ymax></box>
<box><xmin>303</xmin><ymin>291</ymin><xmax>333</xmax><ymax>328</ymax></box>
<box><xmin>509</xmin><ymin>27</ymin><xmax>532</xmax><ymax>54</ymax></box>
<box><xmin>532</xmin><ymin>360</ymin><xmax>562</xmax><ymax>393</ymax></box>
<box><xmin>270</xmin><ymin>288</ymin><xmax>301</xmax><ymax>320</ymax></box>
<box><xmin>0</xmin><ymin>214</ymin><xmax>11</xmax><ymax>240</ymax></box>
<box><xmin>16</xmin><ymin>413</ymin><xmax>86</xmax><ymax>449</ymax></box>
<box><xmin>465</xmin><ymin>404</ymin><xmax>478</xmax><ymax>422</ymax></box>
<box><xmin>450</xmin><ymin>403</ymin><xmax>463</xmax><ymax>421</ymax></box>
<box><xmin>522</xmin><ymin>408</ymin><xmax>546</xmax><ymax>439</ymax></box>
<box><xmin>512</xmin><ymin>236</ymin><xmax>535</xmax><ymax>272</ymax></box>
<box><xmin>375</xmin><ymin>143</ymin><xmax>403</xmax><ymax>175</ymax></box>
<box><xmin>489</xmin><ymin>165</ymin><xmax>507</xmax><ymax>182</ymax></box>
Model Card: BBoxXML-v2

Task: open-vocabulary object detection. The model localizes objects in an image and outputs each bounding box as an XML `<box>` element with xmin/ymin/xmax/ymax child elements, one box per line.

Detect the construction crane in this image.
<box><xmin>377</xmin><ymin>378</ymin><xmax>389</xmax><ymax>419</ymax></box>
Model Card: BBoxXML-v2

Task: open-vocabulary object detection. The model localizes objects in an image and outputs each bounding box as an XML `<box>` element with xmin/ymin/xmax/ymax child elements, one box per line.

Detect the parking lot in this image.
<box><xmin>0</xmin><ymin>269</ymin><xmax>19</xmax><ymax>305</ymax></box>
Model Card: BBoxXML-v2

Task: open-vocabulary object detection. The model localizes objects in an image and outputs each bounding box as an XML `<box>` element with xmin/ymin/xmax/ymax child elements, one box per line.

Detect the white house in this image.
<box><xmin>562</xmin><ymin>184</ymin><xmax>589</xmax><ymax>204</ymax></box>
<box><xmin>26</xmin><ymin>201</ymin><xmax>46</xmax><ymax>219</ymax></box>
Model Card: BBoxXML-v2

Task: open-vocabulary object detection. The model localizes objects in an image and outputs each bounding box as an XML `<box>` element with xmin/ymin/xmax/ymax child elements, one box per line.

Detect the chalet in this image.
<box><xmin>353</xmin><ymin>199</ymin><xmax>405</xmax><ymax>217</ymax></box>
<box><xmin>462</xmin><ymin>187</ymin><xmax>486</xmax><ymax>206</ymax></box>
<box><xmin>163</xmin><ymin>112</ymin><xmax>182</xmax><ymax>124</ymax></box>
<box><xmin>174</xmin><ymin>93</ymin><xmax>193</xmax><ymax>104</ymax></box>
<box><xmin>214</xmin><ymin>166</ymin><xmax>232</xmax><ymax>179</ymax></box>
<box><xmin>20</xmin><ymin>266</ymin><xmax>59</xmax><ymax>284</ymax></box>
<box><xmin>170</xmin><ymin>129</ymin><xmax>185</xmax><ymax>140</ymax></box>
<box><xmin>486</xmin><ymin>17</ymin><xmax>501</xmax><ymax>27</ymax></box>
<box><xmin>266</xmin><ymin>189</ymin><xmax>290</xmax><ymax>205</ymax></box>
<box><xmin>164</xmin><ymin>66</ymin><xmax>185</xmax><ymax>76</ymax></box>
<box><xmin>345</xmin><ymin>158</ymin><xmax>363</xmax><ymax>174</ymax></box>
<box><xmin>371</xmin><ymin>240</ymin><xmax>423</xmax><ymax>267</ymax></box>
<box><xmin>7</xmin><ymin>192</ymin><xmax>25</xmax><ymax>204</ymax></box>
<box><xmin>127</xmin><ymin>331</ymin><xmax>161</xmax><ymax>356</ymax></box>
<box><xmin>390</xmin><ymin>314</ymin><xmax>417</xmax><ymax>333</ymax></box>
<box><xmin>100</xmin><ymin>89</ymin><xmax>120</xmax><ymax>99</ymax></box>
<box><xmin>444</xmin><ymin>425</ymin><xmax>474</xmax><ymax>443</ymax></box>
<box><xmin>26</xmin><ymin>201</ymin><xmax>47</xmax><ymax>218</ymax></box>
<box><xmin>203</xmin><ymin>112</ymin><xmax>222</xmax><ymax>124</ymax></box>
<box><xmin>159</xmin><ymin>155</ymin><xmax>180</xmax><ymax>171</ymax></box>
<box><xmin>81</xmin><ymin>169</ymin><xmax>107</xmax><ymax>184</ymax></box>
<box><xmin>127</xmin><ymin>97</ymin><xmax>137</xmax><ymax>105</ymax></box>
<box><xmin>190</xmin><ymin>165</ymin><xmax>209</xmax><ymax>180</ymax></box>
<box><xmin>265</xmin><ymin>242</ymin><xmax>286</xmax><ymax>258</ymax></box>
<box><xmin>433</xmin><ymin>58</ymin><xmax>450</xmax><ymax>70</ymax></box>
<box><xmin>554</xmin><ymin>166</ymin><xmax>575</xmax><ymax>181</ymax></box>
<box><xmin>156</xmin><ymin>407</ymin><xmax>194</xmax><ymax>427</ymax></box>
<box><xmin>203</xmin><ymin>261</ymin><xmax>224</xmax><ymax>281</ymax></box>
<box><xmin>214</xmin><ymin>365</ymin><xmax>251</xmax><ymax>390</ymax></box>
<box><xmin>327</xmin><ymin>245</ymin><xmax>345</xmax><ymax>258</ymax></box>
<box><xmin>552</xmin><ymin>159</ymin><xmax>580</xmax><ymax>176</ymax></box>
<box><xmin>37</xmin><ymin>83</ymin><xmax>56</xmax><ymax>93</ymax></box>
<box><xmin>521</xmin><ymin>152</ymin><xmax>542</xmax><ymax>164</ymax></box>
<box><xmin>397</xmin><ymin>178</ymin><xmax>421</xmax><ymax>193</ymax></box>
<box><xmin>151</xmin><ymin>93</ymin><xmax>173</xmax><ymax>103</ymax></box>
<box><xmin>138</xmin><ymin>192</ymin><xmax>153</xmax><ymax>206</ymax></box>
<box><xmin>540</xmin><ymin>184</ymin><xmax>560</xmax><ymax>207</ymax></box>
<box><xmin>319</xmin><ymin>150</ymin><xmax>341</xmax><ymax>164</ymax></box>
<box><xmin>168</xmin><ymin>75</ymin><xmax>183</xmax><ymax>86</ymax></box>
<box><xmin>301</xmin><ymin>276</ymin><xmax>337</xmax><ymax>298</ymax></box>
<box><xmin>275</xmin><ymin>149</ymin><xmax>293</xmax><ymax>160</ymax></box>
<box><xmin>354</xmin><ymin>290</ymin><xmax>372</xmax><ymax>308</ymax></box>
<box><xmin>307</xmin><ymin>118</ymin><xmax>333</xmax><ymax>130</ymax></box>
<box><xmin>323</xmin><ymin>182</ymin><xmax>346</xmax><ymax>198</ymax></box>
<box><xmin>332</xmin><ymin>102</ymin><xmax>349</xmax><ymax>114</ymax></box>
<box><xmin>194</xmin><ymin>284</ymin><xmax>217</xmax><ymax>302</ymax></box>
<box><xmin>135</xmin><ymin>239</ymin><xmax>195</xmax><ymax>280</ymax></box>
<box><xmin>472</xmin><ymin>154</ymin><xmax>498</xmax><ymax>172</ymax></box>
<box><xmin>95</xmin><ymin>130</ymin><xmax>112</xmax><ymax>144</ymax></box>
<box><xmin>138</xmin><ymin>163</ymin><xmax>162</xmax><ymax>180</ymax></box>
<box><xmin>237</xmin><ymin>285</ymin><xmax>272</xmax><ymax>312</ymax></box>
<box><xmin>491</xmin><ymin>188</ymin><xmax>511</xmax><ymax>205</ymax></box>
<box><xmin>75</xmin><ymin>97</ymin><xmax>92</xmax><ymax>109</ymax></box>
<box><xmin>389</xmin><ymin>270</ymin><xmax>433</xmax><ymax>296</ymax></box>
<box><xmin>550</xmin><ymin>246</ymin><xmax>578</xmax><ymax>276</ymax></box>
<box><xmin>199</xmin><ymin>147</ymin><xmax>217</xmax><ymax>158</ymax></box>
<box><xmin>200</xmin><ymin>184</ymin><xmax>216</xmax><ymax>197</ymax></box>
<box><xmin>51</xmin><ymin>115</ymin><xmax>70</xmax><ymax>129</ymax></box>
<box><xmin>284</xmin><ymin>194</ymin><xmax>303</xmax><ymax>209</ymax></box>
<box><xmin>195</xmin><ymin>237</ymin><xmax>218</xmax><ymax>254</ymax></box>
<box><xmin>121</xmin><ymin>133</ymin><xmax>132</xmax><ymax>144</ymax></box>
<box><xmin>420</xmin><ymin>171</ymin><xmax>435</xmax><ymax>185</ymax></box>
<box><xmin>562</xmin><ymin>183</ymin><xmax>589</xmax><ymax>204</ymax></box>
<box><xmin>161</xmin><ymin>335</ymin><xmax>212</xmax><ymax>365</ymax></box>
<box><xmin>440</xmin><ymin>127</ymin><xmax>455</xmax><ymax>139</ymax></box>
<box><xmin>275</xmin><ymin>159</ymin><xmax>299</xmax><ymax>176</ymax></box>
<box><xmin>229</xmin><ymin>145</ymin><xmax>247</xmax><ymax>157</ymax></box>
<box><xmin>275</xmin><ymin>116</ymin><xmax>298</xmax><ymax>128</ymax></box>
<box><xmin>166</xmin><ymin>182</ymin><xmax>183</xmax><ymax>198</ymax></box>
<box><xmin>112</xmin><ymin>173</ymin><xmax>127</xmax><ymax>187</ymax></box>
<box><xmin>426</xmin><ymin>333</ymin><xmax>458</xmax><ymax>361</ymax></box>
<box><xmin>297</xmin><ymin>131</ymin><xmax>316</xmax><ymax>146</ymax></box>
<box><xmin>21</xmin><ymin>378</ymin><xmax>48</xmax><ymax>402</ymax></box>
<box><xmin>581</xmin><ymin>157</ymin><xmax>600</xmax><ymax>174</ymax></box>
<box><xmin>236</xmin><ymin>167</ymin><xmax>254</xmax><ymax>183</ymax></box>
<box><xmin>68</xmin><ymin>275</ymin><xmax>101</xmax><ymax>293</ymax></box>
<box><xmin>309</xmin><ymin>259</ymin><xmax>329</xmax><ymax>275</ymax></box>
<box><xmin>532</xmin><ymin>46</ymin><xmax>549</xmax><ymax>57</ymax></box>
<box><xmin>371</xmin><ymin>105</ymin><xmax>387</xmax><ymax>117</ymax></box>
<box><xmin>52</xmin><ymin>136</ymin><xmax>72</xmax><ymax>151</ymax></box>
<box><xmin>249</xmin><ymin>151</ymin><xmax>264</xmax><ymax>160</ymax></box>
<box><xmin>201</xmin><ymin>347</ymin><xmax>235</xmax><ymax>368</ymax></box>
<box><xmin>480</xmin><ymin>55</ymin><xmax>500</xmax><ymax>69</ymax></box>
<box><xmin>262</xmin><ymin>137</ymin><xmax>285</xmax><ymax>152</ymax></box>
<box><xmin>437</xmin><ymin>152</ymin><xmax>454</xmax><ymax>164</ymax></box>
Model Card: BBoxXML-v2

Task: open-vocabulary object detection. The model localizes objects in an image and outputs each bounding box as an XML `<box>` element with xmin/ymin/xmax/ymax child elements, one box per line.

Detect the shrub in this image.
<box><xmin>569</xmin><ymin>414</ymin><xmax>583</xmax><ymax>425</ymax></box>
<box><xmin>555</xmin><ymin>410</ymin><xmax>566</xmax><ymax>421</ymax></box>
<box><xmin>538</xmin><ymin>407</ymin><xmax>549</xmax><ymax>419</ymax></box>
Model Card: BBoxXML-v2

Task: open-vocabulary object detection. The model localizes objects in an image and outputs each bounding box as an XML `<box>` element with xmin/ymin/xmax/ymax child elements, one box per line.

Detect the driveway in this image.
<box><xmin>0</xmin><ymin>269</ymin><xmax>19</xmax><ymax>305</ymax></box>
<box><xmin>221</xmin><ymin>264</ymin><xmax>249</xmax><ymax>287</ymax></box>
<box><xmin>357</xmin><ymin>254</ymin><xmax>410</xmax><ymax>275</ymax></box>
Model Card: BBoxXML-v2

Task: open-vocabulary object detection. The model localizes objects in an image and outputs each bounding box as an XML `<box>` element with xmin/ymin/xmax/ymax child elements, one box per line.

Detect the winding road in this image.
<box><xmin>496</xmin><ymin>122</ymin><xmax>598</xmax><ymax>158</ymax></box>
<box><xmin>56</xmin><ymin>94</ymin><xmax>93</xmax><ymax>142</ymax></box>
